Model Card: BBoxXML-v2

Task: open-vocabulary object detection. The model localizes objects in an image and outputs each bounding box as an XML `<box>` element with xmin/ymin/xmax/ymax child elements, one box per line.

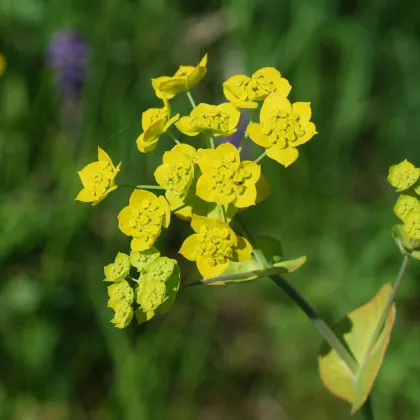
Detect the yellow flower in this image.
<box><xmin>118</xmin><ymin>190</ymin><xmax>171</xmax><ymax>251</ymax></box>
<box><xmin>176</xmin><ymin>103</ymin><xmax>240</xmax><ymax>137</ymax></box>
<box><xmin>75</xmin><ymin>147</ymin><xmax>121</xmax><ymax>205</ymax></box>
<box><xmin>247</xmin><ymin>93</ymin><xmax>317</xmax><ymax>167</ymax></box>
<box><xmin>107</xmin><ymin>280</ymin><xmax>134</xmax><ymax>308</ymax></box>
<box><xmin>388</xmin><ymin>160</ymin><xmax>420</xmax><ymax>191</ymax></box>
<box><xmin>0</xmin><ymin>54</ymin><xmax>5</xmax><ymax>77</ymax></box>
<box><xmin>130</xmin><ymin>247</ymin><xmax>160</xmax><ymax>273</ymax></box>
<box><xmin>223</xmin><ymin>67</ymin><xmax>291</xmax><ymax>109</ymax></box>
<box><xmin>196</xmin><ymin>142</ymin><xmax>261</xmax><ymax>208</ymax></box>
<box><xmin>179</xmin><ymin>216</ymin><xmax>252</xmax><ymax>279</ymax></box>
<box><xmin>403</xmin><ymin>211</ymin><xmax>420</xmax><ymax>239</ymax></box>
<box><xmin>109</xmin><ymin>300</ymin><xmax>133</xmax><ymax>329</ymax></box>
<box><xmin>152</xmin><ymin>54</ymin><xmax>207</xmax><ymax>99</ymax></box>
<box><xmin>104</xmin><ymin>252</ymin><xmax>131</xmax><ymax>282</ymax></box>
<box><xmin>136</xmin><ymin>97</ymin><xmax>179</xmax><ymax>153</ymax></box>
<box><xmin>154</xmin><ymin>144</ymin><xmax>197</xmax><ymax>199</ymax></box>
<box><xmin>394</xmin><ymin>195</ymin><xmax>420</xmax><ymax>220</ymax></box>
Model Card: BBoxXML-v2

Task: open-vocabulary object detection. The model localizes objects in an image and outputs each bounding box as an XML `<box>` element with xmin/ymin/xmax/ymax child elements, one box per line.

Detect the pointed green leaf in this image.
<box><xmin>392</xmin><ymin>224</ymin><xmax>420</xmax><ymax>260</ymax></box>
<box><xmin>207</xmin><ymin>256</ymin><xmax>306</xmax><ymax>285</ymax></box>
<box><xmin>318</xmin><ymin>283</ymin><xmax>396</xmax><ymax>414</ymax></box>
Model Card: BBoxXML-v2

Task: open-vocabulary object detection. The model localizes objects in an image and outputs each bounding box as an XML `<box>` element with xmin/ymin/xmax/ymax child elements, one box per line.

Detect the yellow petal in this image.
<box><xmin>159</xmin><ymin>195</ymin><xmax>171</xmax><ymax>228</ymax></box>
<box><xmin>216</xmin><ymin>142</ymin><xmax>240</xmax><ymax>169</ymax></box>
<box><xmin>185</xmin><ymin>53</ymin><xmax>208</xmax><ymax>89</ymax></box>
<box><xmin>166</xmin><ymin>190</ymin><xmax>193</xmax><ymax>221</ymax></box>
<box><xmin>292</xmin><ymin>102</ymin><xmax>312</xmax><ymax>125</ymax></box>
<box><xmin>163</xmin><ymin>113</ymin><xmax>180</xmax><ymax>132</ymax></box>
<box><xmin>93</xmin><ymin>186</ymin><xmax>117</xmax><ymax>206</ymax></box>
<box><xmin>218</xmin><ymin>102</ymin><xmax>241</xmax><ymax>132</ymax></box>
<box><xmin>197</xmin><ymin>257</ymin><xmax>228</xmax><ymax>279</ymax></box>
<box><xmin>234</xmin><ymin>183</ymin><xmax>257</xmax><ymax>208</ymax></box>
<box><xmin>197</xmin><ymin>147</ymin><xmax>220</xmax><ymax>174</ymax></box>
<box><xmin>179</xmin><ymin>234</ymin><xmax>200</xmax><ymax>261</ymax></box>
<box><xmin>97</xmin><ymin>147</ymin><xmax>113</xmax><ymax>164</ymax></box>
<box><xmin>260</xmin><ymin>94</ymin><xmax>292</xmax><ymax>124</ymax></box>
<box><xmin>163</xmin><ymin>143</ymin><xmax>196</xmax><ymax>165</ymax></box>
<box><xmin>118</xmin><ymin>206</ymin><xmax>135</xmax><ymax>236</ymax></box>
<box><xmin>136</xmin><ymin>133</ymin><xmax>159</xmax><ymax>153</ymax></box>
<box><xmin>154</xmin><ymin>164</ymin><xmax>169</xmax><ymax>189</ymax></box>
<box><xmin>75</xmin><ymin>187</ymin><xmax>95</xmax><ymax>203</ymax></box>
<box><xmin>151</xmin><ymin>76</ymin><xmax>176</xmax><ymax>99</ymax></box>
<box><xmin>267</xmin><ymin>145</ymin><xmax>299</xmax><ymax>167</ymax></box>
<box><xmin>129</xmin><ymin>189</ymin><xmax>160</xmax><ymax>208</ymax></box>
<box><xmin>131</xmin><ymin>237</ymin><xmax>154</xmax><ymax>251</ymax></box>
<box><xmin>255</xmin><ymin>174</ymin><xmax>271</xmax><ymax>204</ymax></box>
<box><xmin>175</xmin><ymin>116</ymin><xmax>201</xmax><ymax>136</ymax></box>
<box><xmin>196</xmin><ymin>175</ymin><xmax>217</xmax><ymax>203</ymax></box>
<box><xmin>78</xmin><ymin>162</ymin><xmax>102</xmax><ymax>187</ymax></box>
<box><xmin>191</xmin><ymin>215</ymin><xmax>222</xmax><ymax>233</ymax></box>
<box><xmin>273</xmin><ymin>77</ymin><xmax>292</xmax><ymax>97</ymax></box>
<box><xmin>246</xmin><ymin>123</ymin><xmax>271</xmax><ymax>148</ymax></box>
<box><xmin>241</xmin><ymin>161</ymin><xmax>261</xmax><ymax>184</ymax></box>
<box><xmin>235</xmin><ymin>236</ymin><xmax>253</xmax><ymax>262</ymax></box>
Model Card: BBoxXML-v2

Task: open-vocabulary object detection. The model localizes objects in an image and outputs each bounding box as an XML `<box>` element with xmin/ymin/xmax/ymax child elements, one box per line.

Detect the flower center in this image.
<box><xmin>196</xmin><ymin>226</ymin><xmax>235</xmax><ymax>267</ymax></box>
<box><xmin>190</xmin><ymin>110</ymin><xmax>230</xmax><ymax>132</ymax></box>
<box><xmin>247</xmin><ymin>75</ymin><xmax>276</xmax><ymax>99</ymax></box>
<box><xmin>207</xmin><ymin>156</ymin><xmax>251</xmax><ymax>196</ymax></box>
<box><xmin>92</xmin><ymin>161</ymin><xmax>114</xmax><ymax>197</ymax></box>
<box><xmin>138</xmin><ymin>280</ymin><xmax>166</xmax><ymax>311</ymax></box>
<box><xmin>165</xmin><ymin>162</ymin><xmax>193</xmax><ymax>195</ymax></box>
<box><xmin>262</xmin><ymin>111</ymin><xmax>305</xmax><ymax>148</ymax></box>
<box><xmin>146</xmin><ymin>108</ymin><xmax>167</xmax><ymax>126</ymax></box>
<box><xmin>128</xmin><ymin>200</ymin><xmax>164</xmax><ymax>241</ymax></box>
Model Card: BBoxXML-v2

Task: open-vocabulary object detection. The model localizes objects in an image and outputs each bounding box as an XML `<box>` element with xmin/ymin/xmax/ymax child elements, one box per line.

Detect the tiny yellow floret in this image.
<box><xmin>152</xmin><ymin>54</ymin><xmax>207</xmax><ymax>99</ymax></box>
<box><xmin>394</xmin><ymin>195</ymin><xmax>420</xmax><ymax>221</ymax></box>
<box><xmin>387</xmin><ymin>160</ymin><xmax>420</xmax><ymax>191</ymax></box>
<box><xmin>104</xmin><ymin>252</ymin><xmax>131</xmax><ymax>282</ymax></box>
<box><xmin>196</xmin><ymin>142</ymin><xmax>261</xmax><ymax>208</ymax></box>
<box><xmin>154</xmin><ymin>144</ymin><xmax>197</xmax><ymax>199</ymax></box>
<box><xmin>179</xmin><ymin>216</ymin><xmax>252</xmax><ymax>279</ymax></box>
<box><xmin>247</xmin><ymin>94</ymin><xmax>317</xmax><ymax>167</ymax></box>
<box><xmin>118</xmin><ymin>190</ymin><xmax>171</xmax><ymax>251</ymax></box>
<box><xmin>223</xmin><ymin>67</ymin><xmax>291</xmax><ymax>109</ymax></box>
<box><xmin>176</xmin><ymin>103</ymin><xmax>240</xmax><ymax>137</ymax></box>
<box><xmin>107</xmin><ymin>280</ymin><xmax>134</xmax><ymax>308</ymax></box>
<box><xmin>76</xmin><ymin>146</ymin><xmax>121</xmax><ymax>205</ymax></box>
<box><xmin>136</xmin><ymin>96</ymin><xmax>179</xmax><ymax>153</ymax></box>
<box><xmin>109</xmin><ymin>300</ymin><xmax>133</xmax><ymax>329</ymax></box>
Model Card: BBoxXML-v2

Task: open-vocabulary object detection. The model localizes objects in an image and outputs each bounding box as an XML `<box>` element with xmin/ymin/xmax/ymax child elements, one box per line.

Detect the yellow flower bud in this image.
<box><xmin>104</xmin><ymin>252</ymin><xmax>130</xmax><ymax>282</ymax></box>
<box><xmin>388</xmin><ymin>160</ymin><xmax>420</xmax><ymax>191</ymax></box>
<box><xmin>403</xmin><ymin>211</ymin><xmax>420</xmax><ymax>239</ymax></box>
<box><xmin>393</xmin><ymin>195</ymin><xmax>420</xmax><ymax>221</ymax></box>
<box><xmin>109</xmin><ymin>300</ymin><xmax>133</xmax><ymax>329</ymax></box>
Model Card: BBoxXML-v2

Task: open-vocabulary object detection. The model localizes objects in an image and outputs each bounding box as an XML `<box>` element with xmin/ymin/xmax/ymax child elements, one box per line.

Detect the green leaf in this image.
<box><xmin>392</xmin><ymin>224</ymin><xmax>420</xmax><ymax>260</ymax></box>
<box><xmin>208</xmin><ymin>256</ymin><xmax>306</xmax><ymax>285</ymax></box>
<box><xmin>318</xmin><ymin>283</ymin><xmax>396</xmax><ymax>414</ymax></box>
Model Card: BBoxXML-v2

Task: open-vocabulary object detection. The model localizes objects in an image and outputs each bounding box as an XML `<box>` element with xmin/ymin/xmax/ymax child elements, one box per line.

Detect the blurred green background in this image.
<box><xmin>1</xmin><ymin>0</ymin><xmax>420</xmax><ymax>419</ymax></box>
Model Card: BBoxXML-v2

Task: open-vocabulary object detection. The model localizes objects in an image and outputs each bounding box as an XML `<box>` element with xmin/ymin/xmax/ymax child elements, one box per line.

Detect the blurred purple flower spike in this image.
<box><xmin>47</xmin><ymin>30</ymin><xmax>89</xmax><ymax>102</ymax></box>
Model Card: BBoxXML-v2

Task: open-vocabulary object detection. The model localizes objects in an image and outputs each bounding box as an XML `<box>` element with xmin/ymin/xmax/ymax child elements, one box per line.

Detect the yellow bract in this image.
<box><xmin>107</xmin><ymin>280</ymin><xmax>134</xmax><ymax>308</ymax></box>
<box><xmin>75</xmin><ymin>146</ymin><xmax>121</xmax><ymax>205</ymax></box>
<box><xmin>136</xmin><ymin>96</ymin><xmax>179</xmax><ymax>153</ymax></box>
<box><xmin>118</xmin><ymin>189</ymin><xmax>171</xmax><ymax>251</ymax></box>
<box><xmin>223</xmin><ymin>67</ymin><xmax>291</xmax><ymax>109</ymax></box>
<box><xmin>179</xmin><ymin>215</ymin><xmax>252</xmax><ymax>279</ymax></box>
<box><xmin>154</xmin><ymin>144</ymin><xmax>197</xmax><ymax>199</ymax></box>
<box><xmin>152</xmin><ymin>54</ymin><xmax>207</xmax><ymax>99</ymax></box>
<box><xmin>176</xmin><ymin>102</ymin><xmax>240</xmax><ymax>137</ymax></box>
<box><xmin>387</xmin><ymin>160</ymin><xmax>420</xmax><ymax>191</ymax></box>
<box><xmin>394</xmin><ymin>194</ymin><xmax>420</xmax><ymax>221</ymax></box>
<box><xmin>109</xmin><ymin>300</ymin><xmax>133</xmax><ymax>329</ymax></box>
<box><xmin>0</xmin><ymin>54</ymin><xmax>5</xmax><ymax>77</ymax></box>
<box><xmin>196</xmin><ymin>142</ymin><xmax>261</xmax><ymax>208</ymax></box>
<box><xmin>403</xmin><ymin>210</ymin><xmax>420</xmax><ymax>239</ymax></box>
<box><xmin>247</xmin><ymin>94</ymin><xmax>317</xmax><ymax>167</ymax></box>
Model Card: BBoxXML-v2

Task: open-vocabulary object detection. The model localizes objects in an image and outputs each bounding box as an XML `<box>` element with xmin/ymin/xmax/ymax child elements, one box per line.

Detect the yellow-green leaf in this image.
<box><xmin>318</xmin><ymin>283</ymin><xmax>396</xmax><ymax>414</ymax></box>
<box><xmin>392</xmin><ymin>224</ymin><xmax>420</xmax><ymax>260</ymax></box>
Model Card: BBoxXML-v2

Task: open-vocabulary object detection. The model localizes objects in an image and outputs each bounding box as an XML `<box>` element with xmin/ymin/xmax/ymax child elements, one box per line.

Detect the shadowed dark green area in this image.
<box><xmin>1</xmin><ymin>0</ymin><xmax>420</xmax><ymax>419</ymax></box>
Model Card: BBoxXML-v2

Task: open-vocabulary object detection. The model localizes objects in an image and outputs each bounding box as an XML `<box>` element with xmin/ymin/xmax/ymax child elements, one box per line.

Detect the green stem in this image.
<box><xmin>119</xmin><ymin>184</ymin><xmax>165</xmax><ymax>191</ymax></box>
<box><xmin>209</xmin><ymin>135</ymin><xmax>215</xmax><ymax>149</ymax></box>
<box><xmin>186</xmin><ymin>91</ymin><xmax>197</xmax><ymax>109</ymax></box>
<box><xmin>167</xmin><ymin>130</ymin><xmax>181</xmax><ymax>145</ymax></box>
<box><xmin>171</xmin><ymin>203</ymin><xmax>187</xmax><ymax>213</ymax></box>
<box><xmin>238</xmin><ymin>108</ymin><xmax>258</xmax><ymax>153</ymax></box>
<box><xmin>127</xmin><ymin>275</ymin><xmax>139</xmax><ymax>284</ymax></box>
<box><xmin>254</xmin><ymin>151</ymin><xmax>267</xmax><ymax>164</ymax></box>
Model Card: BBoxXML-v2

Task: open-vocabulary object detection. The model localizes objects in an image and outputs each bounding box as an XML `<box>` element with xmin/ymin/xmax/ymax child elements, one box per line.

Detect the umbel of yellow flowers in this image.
<box><xmin>75</xmin><ymin>52</ymin><xmax>319</xmax><ymax>329</ymax></box>
<box><xmin>75</xmin><ymin>147</ymin><xmax>121</xmax><ymax>205</ymax></box>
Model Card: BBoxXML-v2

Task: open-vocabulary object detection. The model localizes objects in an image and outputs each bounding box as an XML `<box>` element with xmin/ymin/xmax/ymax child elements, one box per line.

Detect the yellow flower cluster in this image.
<box><xmin>388</xmin><ymin>160</ymin><xmax>420</xmax><ymax>239</ymax></box>
<box><xmin>75</xmin><ymin>53</ymin><xmax>317</xmax><ymax>328</ymax></box>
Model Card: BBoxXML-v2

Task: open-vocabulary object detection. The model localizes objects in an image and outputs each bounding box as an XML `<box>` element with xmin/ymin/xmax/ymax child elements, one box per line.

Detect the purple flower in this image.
<box><xmin>47</xmin><ymin>30</ymin><xmax>89</xmax><ymax>102</ymax></box>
